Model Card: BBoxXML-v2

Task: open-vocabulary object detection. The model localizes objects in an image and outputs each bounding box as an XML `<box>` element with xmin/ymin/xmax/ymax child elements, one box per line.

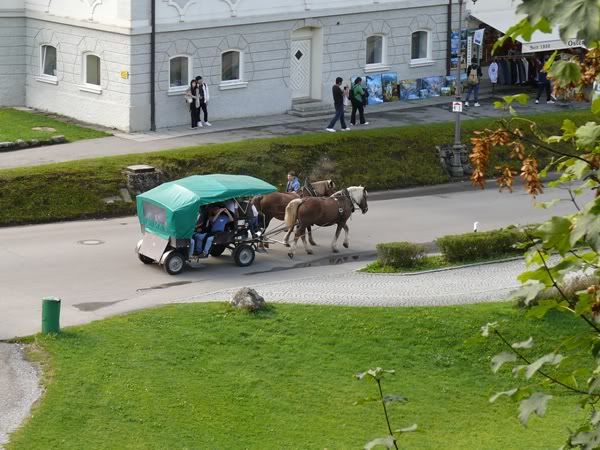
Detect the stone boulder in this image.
<box><xmin>230</xmin><ymin>288</ymin><xmax>266</xmax><ymax>312</ymax></box>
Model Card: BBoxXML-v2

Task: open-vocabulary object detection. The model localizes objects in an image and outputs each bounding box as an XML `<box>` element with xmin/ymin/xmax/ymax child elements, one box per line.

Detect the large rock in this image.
<box><xmin>230</xmin><ymin>288</ymin><xmax>266</xmax><ymax>312</ymax></box>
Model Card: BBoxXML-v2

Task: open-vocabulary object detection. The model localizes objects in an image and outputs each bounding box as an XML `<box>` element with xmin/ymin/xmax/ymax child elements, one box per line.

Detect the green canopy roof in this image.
<box><xmin>136</xmin><ymin>174</ymin><xmax>277</xmax><ymax>239</ymax></box>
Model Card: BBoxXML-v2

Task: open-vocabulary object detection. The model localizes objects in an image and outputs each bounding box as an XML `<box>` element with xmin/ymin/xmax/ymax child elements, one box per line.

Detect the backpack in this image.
<box><xmin>362</xmin><ymin>88</ymin><xmax>369</xmax><ymax>106</ymax></box>
<box><xmin>467</xmin><ymin>66</ymin><xmax>479</xmax><ymax>85</ymax></box>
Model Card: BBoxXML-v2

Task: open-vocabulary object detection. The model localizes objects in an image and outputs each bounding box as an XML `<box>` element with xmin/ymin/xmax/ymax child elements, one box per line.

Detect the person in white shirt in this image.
<box><xmin>488</xmin><ymin>59</ymin><xmax>498</xmax><ymax>93</ymax></box>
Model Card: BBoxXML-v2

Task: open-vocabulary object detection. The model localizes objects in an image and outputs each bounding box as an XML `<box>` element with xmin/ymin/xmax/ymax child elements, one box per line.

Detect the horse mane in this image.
<box><xmin>310</xmin><ymin>180</ymin><xmax>331</xmax><ymax>195</ymax></box>
<box><xmin>332</xmin><ymin>186</ymin><xmax>365</xmax><ymax>203</ymax></box>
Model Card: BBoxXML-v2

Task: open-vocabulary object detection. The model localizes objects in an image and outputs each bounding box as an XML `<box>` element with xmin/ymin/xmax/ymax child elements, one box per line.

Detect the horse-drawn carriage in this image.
<box><xmin>135</xmin><ymin>173</ymin><xmax>369</xmax><ymax>275</ymax></box>
<box><xmin>135</xmin><ymin>174</ymin><xmax>276</xmax><ymax>275</ymax></box>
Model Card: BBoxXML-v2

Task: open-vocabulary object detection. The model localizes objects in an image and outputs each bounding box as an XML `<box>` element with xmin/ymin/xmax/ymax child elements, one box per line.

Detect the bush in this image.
<box><xmin>436</xmin><ymin>228</ymin><xmax>525</xmax><ymax>263</ymax></box>
<box><xmin>376</xmin><ymin>242</ymin><xmax>426</xmax><ymax>268</ymax></box>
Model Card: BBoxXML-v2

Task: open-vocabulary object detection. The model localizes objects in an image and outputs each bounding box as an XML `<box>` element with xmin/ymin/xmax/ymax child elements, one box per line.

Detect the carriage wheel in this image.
<box><xmin>209</xmin><ymin>244</ymin><xmax>226</xmax><ymax>257</ymax></box>
<box><xmin>163</xmin><ymin>251</ymin><xmax>186</xmax><ymax>275</ymax></box>
<box><xmin>233</xmin><ymin>244</ymin><xmax>255</xmax><ymax>267</ymax></box>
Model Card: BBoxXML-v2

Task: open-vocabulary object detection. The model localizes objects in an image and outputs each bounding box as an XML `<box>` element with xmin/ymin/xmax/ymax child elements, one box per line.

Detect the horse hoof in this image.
<box><xmin>284</xmin><ymin>243</ymin><xmax>291</xmax><ymax>248</ymax></box>
<box><xmin>288</xmin><ymin>253</ymin><xmax>294</xmax><ymax>259</ymax></box>
<box><xmin>332</xmin><ymin>248</ymin><xmax>339</xmax><ymax>253</ymax></box>
<box><xmin>343</xmin><ymin>242</ymin><xmax>349</xmax><ymax>248</ymax></box>
<box><xmin>307</xmin><ymin>250</ymin><xmax>314</xmax><ymax>255</ymax></box>
<box><xmin>309</xmin><ymin>241</ymin><xmax>317</xmax><ymax>246</ymax></box>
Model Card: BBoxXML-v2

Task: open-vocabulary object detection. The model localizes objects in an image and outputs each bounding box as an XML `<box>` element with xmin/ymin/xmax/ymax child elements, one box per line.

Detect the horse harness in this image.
<box><xmin>334</xmin><ymin>189</ymin><xmax>355</xmax><ymax>222</ymax></box>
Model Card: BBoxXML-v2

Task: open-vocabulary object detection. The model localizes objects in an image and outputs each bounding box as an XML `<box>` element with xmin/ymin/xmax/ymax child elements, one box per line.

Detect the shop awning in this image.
<box><xmin>471</xmin><ymin>10</ymin><xmax>586</xmax><ymax>53</ymax></box>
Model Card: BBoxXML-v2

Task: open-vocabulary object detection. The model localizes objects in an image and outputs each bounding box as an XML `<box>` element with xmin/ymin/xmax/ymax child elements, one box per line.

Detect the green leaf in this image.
<box><xmin>575</xmin><ymin>122</ymin><xmax>600</xmax><ymax>148</ymax></box>
<box><xmin>383</xmin><ymin>395</ymin><xmax>408</xmax><ymax>405</ymax></box>
<box><xmin>512</xmin><ymin>337</ymin><xmax>534</xmax><ymax>349</ymax></box>
<box><xmin>364</xmin><ymin>436</ymin><xmax>396</xmax><ymax>450</ymax></box>
<box><xmin>356</xmin><ymin>367</ymin><xmax>395</xmax><ymax>381</ymax></box>
<box><xmin>549</xmin><ymin>61</ymin><xmax>582</xmax><ymax>88</ymax></box>
<box><xmin>575</xmin><ymin>292</ymin><xmax>595</xmax><ymax>315</ymax></box>
<box><xmin>491</xmin><ymin>352</ymin><xmax>518</xmax><ymax>373</ymax></box>
<box><xmin>565</xmin><ymin>159</ymin><xmax>592</xmax><ymax>180</ymax></box>
<box><xmin>493</xmin><ymin>101</ymin><xmax>505</xmax><ymax>109</ymax></box>
<box><xmin>570</xmin><ymin>198</ymin><xmax>600</xmax><ymax>252</ymax></box>
<box><xmin>535</xmin><ymin>199</ymin><xmax>561</xmax><ymax>209</ymax></box>
<box><xmin>504</xmin><ymin>93</ymin><xmax>529</xmax><ymax>105</ymax></box>
<box><xmin>489</xmin><ymin>388</ymin><xmax>518</xmax><ymax>403</ymax></box>
<box><xmin>480</xmin><ymin>322</ymin><xmax>498</xmax><ymax>337</ymax></box>
<box><xmin>524</xmin><ymin>353</ymin><xmax>564</xmax><ymax>380</ymax></box>
<box><xmin>527</xmin><ymin>299</ymin><xmax>560</xmax><ymax>319</ymax></box>
<box><xmin>592</xmin><ymin>98</ymin><xmax>600</xmax><ymax>115</ymax></box>
<box><xmin>519</xmin><ymin>392</ymin><xmax>553</xmax><ymax>426</ymax></box>
<box><xmin>536</xmin><ymin>216</ymin><xmax>573</xmax><ymax>255</ymax></box>
<box><xmin>513</xmin><ymin>282</ymin><xmax>546</xmax><ymax>306</ymax></box>
<box><xmin>562</xmin><ymin>119</ymin><xmax>578</xmax><ymax>137</ymax></box>
<box><xmin>395</xmin><ymin>424</ymin><xmax>418</xmax><ymax>433</ymax></box>
<box><xmin>518</xmin><ymin>267</ymin><xmax>554</xmax><ymax>287</ymax></box>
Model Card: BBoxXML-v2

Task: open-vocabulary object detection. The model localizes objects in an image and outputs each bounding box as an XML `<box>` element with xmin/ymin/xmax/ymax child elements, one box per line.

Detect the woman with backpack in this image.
<box><xmin>464</xmin><ymin>57</ymin><xmax>483</xmax><ymax>107</ymax></box>
<box><xmin>350</xmin><ymin>77</ymin><xmax>369</xmax><ymax>126</ymax></box>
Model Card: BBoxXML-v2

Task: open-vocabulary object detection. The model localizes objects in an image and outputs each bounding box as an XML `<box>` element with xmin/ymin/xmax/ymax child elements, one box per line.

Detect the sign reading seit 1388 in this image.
<box><xmin>522</xmin><ymin>39</ymin><xmax>586</xmax><ymax>53</ymax></box>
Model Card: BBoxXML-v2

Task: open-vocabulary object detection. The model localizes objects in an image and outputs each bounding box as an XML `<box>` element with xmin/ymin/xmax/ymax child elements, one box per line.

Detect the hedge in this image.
<box><xmin>435</xmin><ymin>228</ymin><xmax>526</xmax><ymax>263</ymax></box>
<box><xmin>376</xmin><ymin>242</ymin><xmax>426</xmax><ymax>268</ymax></box>
<box><xmin>0</xmin><ymin>110</ymin><xmax>593</xmax><ymax>227</ymax></box>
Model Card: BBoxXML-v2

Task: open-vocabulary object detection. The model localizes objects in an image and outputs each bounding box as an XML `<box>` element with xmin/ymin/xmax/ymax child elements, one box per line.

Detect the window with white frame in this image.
<box><xmin>411</xmin><ymin>31</ymin><xmax>430</xmax><ymax>62</ymax></box>
<box><xmin>169</xmin><ymin>56</ymin><xmax>190</xmax><ymax>90</ymax></box>
<box><xmin>84</xmin><ymin>54</ymin><xmax>101</xmax><ymax>86</ymax></box>
<box><xmin>366</xmin><ymin>35</ymin><xmax>384</xmax><ymax>65</ymax></box>
<box><xmin>221</xmin><ymin>50</ymin><xmax>241</xmax><ymax>82</ymax></box>
<box><xmin>41</xmin><ymin>45</ymin><xmax>57</xmax><ymax>78</ymax></box>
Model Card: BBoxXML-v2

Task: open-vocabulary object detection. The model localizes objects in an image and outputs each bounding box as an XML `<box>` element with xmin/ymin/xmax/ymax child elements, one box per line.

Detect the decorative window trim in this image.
<box><xmin>81</xmin><ymin>52</ymin><xmax>102</xmax><ymax>92</ymax></box>
<box><xmin>35</xmin><ymin>75</ymin><xmax>58</xmax><ymax>85</ymax></box>
<box><xmin>168</xmin><ymin>54</ymin><xmax>192</xmax><ymax>94</ymax></box>
<box><xmin>220</xmin><ymin>49</ymin><xmax>243</xmax><ymax>85</ymax></box>
<box><xmin>39</xmin><ymin>44</ymin><xmax>57</xmax><ymax>83</ymax></box>
<box><xmin>364</xmin><ymin>34</ymin><xmax>386</xmax><ymax>71</ymax></box>
<box><xmin>219</xmin><ymin>80</ymin><xmax>248</xmax><ymax>90</ymax></box>
<box><xmin>410</xmin><ymin>30</ymin><xmax>432</xmax><ymax>64</ymax></box>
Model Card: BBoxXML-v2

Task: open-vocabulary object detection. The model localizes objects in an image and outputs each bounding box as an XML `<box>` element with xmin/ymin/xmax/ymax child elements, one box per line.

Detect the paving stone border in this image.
<box><xmin>0</xmin><ymin>135</ymin><xmax>65</xmax><ymax>152</ymax></box>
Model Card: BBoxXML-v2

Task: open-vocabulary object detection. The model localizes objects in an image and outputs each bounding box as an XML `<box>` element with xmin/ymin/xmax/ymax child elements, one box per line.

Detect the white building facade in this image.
<box><xmin>0</xmin><ymin>0</ymin><xmax>460</xmax><ymax>131</ymax></box>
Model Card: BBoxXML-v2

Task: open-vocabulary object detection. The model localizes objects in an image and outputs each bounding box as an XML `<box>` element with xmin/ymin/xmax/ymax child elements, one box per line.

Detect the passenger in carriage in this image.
<box><xmin>190</xmin><ymin>205</ymin><xmax>234</xmax><ymax>258</ymax></box>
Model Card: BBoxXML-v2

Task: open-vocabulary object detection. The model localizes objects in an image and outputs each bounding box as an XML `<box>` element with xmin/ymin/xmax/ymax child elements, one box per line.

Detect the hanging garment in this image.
<box><xmin>488</xmin><ymin>62</ymin><xmax>499</xmax><ymax>84</ymax></box>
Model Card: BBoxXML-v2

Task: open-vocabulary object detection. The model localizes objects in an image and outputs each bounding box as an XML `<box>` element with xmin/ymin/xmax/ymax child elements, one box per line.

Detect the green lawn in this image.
<box><xmin>10</xmin><ymin>302</ymin><xmax>585</xmax><ymax>449</ymax></box>
<box><xmin>0</xmin><ymin>110</ymin><xmax>594</xmax><ymax>227</ymax></box>
<box><xmin>0</xmin><ymin>108</ymin><xmax>109</xmax><ymax>143</ymax></box>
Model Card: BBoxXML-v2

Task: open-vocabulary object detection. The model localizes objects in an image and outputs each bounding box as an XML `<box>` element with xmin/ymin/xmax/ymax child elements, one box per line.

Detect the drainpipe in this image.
<box><xmin>446</xmin><ymin>0</ymin><xmax>452</xmax><ymax>76</ymax></box>
<box><xmin>150</xmin><ymin>0</ymin><xmax>156</xmax><ymax>131</ymax></box>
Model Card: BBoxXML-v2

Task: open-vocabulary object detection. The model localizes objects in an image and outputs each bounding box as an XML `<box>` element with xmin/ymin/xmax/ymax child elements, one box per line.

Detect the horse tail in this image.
<box><xmin>285</xmin><ymin>198</ymin><xmax>302</xmax><ymax>229</ymax></box>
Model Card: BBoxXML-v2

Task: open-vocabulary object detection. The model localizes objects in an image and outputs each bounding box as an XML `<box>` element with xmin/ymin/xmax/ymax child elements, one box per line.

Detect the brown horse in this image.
<box><xmin>284</xmin><ymin>186</ymin><xmax>369</xmax><ymax>258</ymax></box>
<box><xmin>252</xmin><ymin>179</ymin><xmax>336</xmax><ymax>246</ymax></box>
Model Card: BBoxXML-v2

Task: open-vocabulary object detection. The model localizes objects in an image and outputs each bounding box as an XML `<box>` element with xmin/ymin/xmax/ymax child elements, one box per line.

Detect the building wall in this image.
<box><xmin>24</xmin><ymin>18</ymin><xmax>135</xmax><ymax>130</ymax></box>
<box><xmin>150</xmin><ymin>3</ymin><xmax>453</xmax><ymax>129</ymax></box>
<box><xmin>0</xmin><ymin>16</ymin><xmax>26</xmax><ymax>106</ymax></box>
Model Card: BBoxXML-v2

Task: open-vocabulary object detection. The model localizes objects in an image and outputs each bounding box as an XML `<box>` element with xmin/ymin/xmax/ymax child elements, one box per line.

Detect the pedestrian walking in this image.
<box><xmin>184</xmin><ymin>79</ymin><xmax>200</xmax><ymax>129</ymax></box>
<box><xmin>325</xmin><ymin>77</ymin><xmax>349</xmax><ymax>133</ymax></box>
<box><xmin>464</xmin><ymin>57</ymin><xmax>482</xmax><ymax>107</ymax></box>
<box><xmin>535</xmin><ymin>56</ymin><xmax>555</xmax><ymax>104</ymax></box>
<box><xmin>195</xmin><ymin>76</ymin><xmax>211</xmax><ymax>126</ymax></box>
<box><xmin>350</xmin><ymin>77</ymin><xmax>369</xmax><ymax>126</ymax></box>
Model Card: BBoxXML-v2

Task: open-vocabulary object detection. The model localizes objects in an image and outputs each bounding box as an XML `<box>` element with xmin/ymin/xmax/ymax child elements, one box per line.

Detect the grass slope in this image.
<box><xmin>0</xmin><ymin>111</ymin><xmax>593</xmax><ymax>227</ymax></box>
<box><xmin>0</xmin><ymin>108</ymin><xmax>108</xmax><ymax>143</ymax></box>
<box><xmin>10</xmin><ymin>302</ymin><xmax>585</xmax><ymax>449</ymax></box>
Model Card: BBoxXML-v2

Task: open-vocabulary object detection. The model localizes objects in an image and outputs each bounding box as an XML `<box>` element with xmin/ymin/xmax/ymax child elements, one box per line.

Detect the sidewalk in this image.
<box><xmin>0</xmin><ymin>86</ymin><xmax>587</xmax><ymax>170</ymax></box>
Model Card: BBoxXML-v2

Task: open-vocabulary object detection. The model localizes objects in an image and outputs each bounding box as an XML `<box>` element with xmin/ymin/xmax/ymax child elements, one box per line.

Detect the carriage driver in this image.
<box><xmin>286</xmin><ymin>171</ymin><xmax>300</xmax><ymax>193</ymax></box>
<box><xmin>190</xmin><ymin>205</ymin><xmax>234</xmax><ymax>258</ymax></box>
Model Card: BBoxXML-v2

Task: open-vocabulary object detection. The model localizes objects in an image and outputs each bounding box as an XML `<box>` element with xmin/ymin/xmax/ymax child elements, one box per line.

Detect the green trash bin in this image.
<box><xmin>42</xmin><ymin>296</ymin><xmax>61</xmax><ymax>334</ymax></box>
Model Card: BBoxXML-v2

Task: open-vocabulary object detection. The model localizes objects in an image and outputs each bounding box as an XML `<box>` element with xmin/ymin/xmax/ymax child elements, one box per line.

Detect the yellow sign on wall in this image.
<box><xmin>120</xmin><ymin>70</ymin><xmax>129</xmax><ymax>79</ymax></box>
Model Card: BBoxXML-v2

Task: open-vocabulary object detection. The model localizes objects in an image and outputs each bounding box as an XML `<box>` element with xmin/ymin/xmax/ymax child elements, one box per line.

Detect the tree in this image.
<box><xmin>471</xmin><ymin>1</ymin><xmax>600</xmax><ymax>447</ymax></box>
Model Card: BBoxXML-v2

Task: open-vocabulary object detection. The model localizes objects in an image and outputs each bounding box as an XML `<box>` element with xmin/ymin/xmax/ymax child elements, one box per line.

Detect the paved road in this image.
<box><xmin>0</xmin><ymin>343</ymin><xmax>41</xmax><ymax>448</ymax></box>
<box><xmin>0</xmin><ymin>93</ymin><xmax>586</xmax><ymax>169</ymax></box>
<box><xmin>0</xmin><ymin>183</ymin><xmax>590</xmax><ymax>340</ymax></box>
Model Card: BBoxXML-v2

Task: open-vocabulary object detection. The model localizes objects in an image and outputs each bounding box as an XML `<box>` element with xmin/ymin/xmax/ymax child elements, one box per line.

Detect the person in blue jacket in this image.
<box><xmin>286</xmin><ymin>171</ymin><xmax>300</xmax><ymax>193</ymax></box>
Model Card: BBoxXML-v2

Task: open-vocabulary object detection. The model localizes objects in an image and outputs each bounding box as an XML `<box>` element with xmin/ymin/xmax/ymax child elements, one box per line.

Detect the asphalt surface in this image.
<box><xmin>0</xmin><ymin>343</ymin><xmax>41</xmax><ymax>448</ymax></box>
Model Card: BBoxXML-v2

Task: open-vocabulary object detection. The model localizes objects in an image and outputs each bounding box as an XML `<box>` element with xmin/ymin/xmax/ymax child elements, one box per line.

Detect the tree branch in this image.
<box><xmin>494</xmin><ymin>329</ymin><xmax>589</xmax><ymax>395</ymax></box>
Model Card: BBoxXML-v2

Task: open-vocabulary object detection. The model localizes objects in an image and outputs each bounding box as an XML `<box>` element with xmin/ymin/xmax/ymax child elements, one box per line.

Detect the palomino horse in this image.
<box><xmin>252</xmin><ymin>179</ymin><xmax>336</xmax><ymax>246</ymax></box>
<box><xmin>284</xmin><ymin>186</ymin><xmax>369</xmax><ymax>258</ymax></box>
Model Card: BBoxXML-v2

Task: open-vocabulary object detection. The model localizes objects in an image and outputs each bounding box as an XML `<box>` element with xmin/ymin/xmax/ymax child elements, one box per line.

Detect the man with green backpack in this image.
<box><xmin>350</xmin><ymin>77</ymin><xmax>369</xmax><ymax>126</ymax></box>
